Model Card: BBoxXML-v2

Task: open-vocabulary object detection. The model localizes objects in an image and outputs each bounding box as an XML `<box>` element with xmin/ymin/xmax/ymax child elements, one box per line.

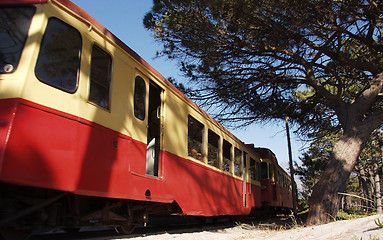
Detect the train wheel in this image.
<box><xmin>115</xmin><ymin>224</ymin><xmax>135</xmax><ymax>235</ymax></box>
<box><xmin>0</xmin><ymin>228</ymin><xmax>32</xmax><ymax>240</ymax></box>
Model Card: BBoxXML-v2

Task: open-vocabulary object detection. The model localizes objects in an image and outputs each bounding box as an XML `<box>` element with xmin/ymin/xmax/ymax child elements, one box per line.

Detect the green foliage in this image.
<box><xmin>354</xmin><ymin>236</ymin><xmax>381</xmax><ymax>240</ymax></box>
<box><xmin>144</xmin><ymin>0</ymin><xmax>383</xmax><ymax>135</ymax></box>
<box><xmin>336</xmin><ymin>209</ymin><xmax>370</xmax><ymax>220</ymax></box>
<box><xmin>375</xmin><ymin>218</ymin><xmax>383</xmax><ymax>228</ymax></box>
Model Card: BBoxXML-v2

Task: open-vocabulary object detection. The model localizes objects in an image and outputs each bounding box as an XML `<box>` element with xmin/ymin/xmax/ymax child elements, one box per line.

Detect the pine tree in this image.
<box><xmin>145</xmin><ymin>0</ymin><xmax>383</xmax><ymax>224</ymax></box>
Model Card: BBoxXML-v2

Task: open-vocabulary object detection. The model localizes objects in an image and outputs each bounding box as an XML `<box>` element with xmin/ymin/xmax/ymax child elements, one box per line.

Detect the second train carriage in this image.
<box><xmin>255</xmin><ymin>148</ymin><xmax>294</xmax><ymax>211</ymax></box>
<box><xmin>0</xmin><ymin>0</ymin><xmax>293</xmax><ymax>236</ymax></box>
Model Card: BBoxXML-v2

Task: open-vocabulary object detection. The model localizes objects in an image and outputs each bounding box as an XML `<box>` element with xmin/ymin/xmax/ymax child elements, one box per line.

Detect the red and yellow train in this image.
<box><xmin>0</xmin><ymin>0</ymin><xmax>293</xmax><ymax>237</ymax></box>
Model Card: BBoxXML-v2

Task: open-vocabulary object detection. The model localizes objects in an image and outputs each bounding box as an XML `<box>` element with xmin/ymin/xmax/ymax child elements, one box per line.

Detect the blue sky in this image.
<box><xmin>70</xmin><ymin>0</ymin><xmax>306</xmax><ymax>173</ymax></box>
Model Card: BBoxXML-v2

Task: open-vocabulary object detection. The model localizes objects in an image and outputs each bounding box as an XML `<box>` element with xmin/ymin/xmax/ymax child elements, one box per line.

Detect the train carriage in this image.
<box><xmin>0</xmin><ymin>0</ymin><xmax>292</xmax><ymax>238</ymax></box>
<box><xmin>255</xmin><ymin>148</ymin><xmax>293</xmax><ymax>212</ymax></box>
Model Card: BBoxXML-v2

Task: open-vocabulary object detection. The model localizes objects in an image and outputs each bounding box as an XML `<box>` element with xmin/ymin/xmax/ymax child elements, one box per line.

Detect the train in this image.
<box><xmin>0</xmin><ymin>0</ymin><xmax>293</xmax><ymax>238</ymax></box>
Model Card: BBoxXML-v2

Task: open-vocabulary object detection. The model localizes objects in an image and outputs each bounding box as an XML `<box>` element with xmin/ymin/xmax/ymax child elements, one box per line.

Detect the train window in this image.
<box><xmin>0</xmin><ymin>6</ymin><xmax>35</xmax><ymax>74</ymax></box>
<box><xmin>35</xmin><ymin>17</ymin><xmax>81</xmax><ymax>93</ymax></box>
<box><xmin>250</xmin><ymin>158</ymin><xmax>260</xmax><ymax>181</ymax></box>
<box><xmin>256</xmin><ymin>162</ymin><xmax>261</xmax><ymax>180</ymax></box>
<box><xmin>188</xmin><ymin>116</ymin><xmax>204</xmax><ymax>161</ymax></box>
<box><xmin>249</xmin><ymin>158</ymin><xmax>255</xmax><ymax>180</ymax></box>
<box><xmin>134</xmin><ymin>76</ymin><xmax>146</xmax><ymax>120</ymax></box>
<box><xmin>234</xmin><ymin>148</ymin><xmax>242</xmax><ymax>177</ymax></box>
<box><xmin>88</xmin><ymin>45</ymin><xmax>112</xmax><ymax>109</ymax></box>
<box><xmin>269</xmin><ymin>164</ymin><xmax>275</xmax><ymax>181</ymax></box>
<box><xmin>244</xmin><ymin>152</ymin><xmax>247</xmax><ymax>170</ymax></box>
<box><xmin>222</xmin><ymin>140</ymin><xmax>231</xmax><ymax>172</ymax></box>
<box><xmin>208</xmin><ymin>130</ymin><xmax>219</xmax><ymax>167</ymax></box>
<box><xmin>261</xmin><ymin>162</ymin><xmax>268</xmax><ymax>179</ymax></box>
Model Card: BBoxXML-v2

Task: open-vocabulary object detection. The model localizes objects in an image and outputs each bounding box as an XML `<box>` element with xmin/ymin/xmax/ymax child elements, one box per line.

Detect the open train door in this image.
<box><xmin>146</xmin><ymin>81</ymin><xmax>163</xmax><ymax>177</ymax></box>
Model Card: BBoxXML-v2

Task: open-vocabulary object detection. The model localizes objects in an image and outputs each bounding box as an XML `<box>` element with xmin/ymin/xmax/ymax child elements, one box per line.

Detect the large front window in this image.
<box><xmin>35</xmin><ymin>17</ymin><xmax>82</xmax><ymax>93</ymax></box>
<box><xmin>0</xmin><ymin>6</ymin><xmax>35</xmax><ymax>73</ymax></box>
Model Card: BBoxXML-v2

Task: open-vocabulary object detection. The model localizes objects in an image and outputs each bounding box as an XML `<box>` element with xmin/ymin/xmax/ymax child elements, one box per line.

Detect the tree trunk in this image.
<box><xmin>372</xmin><ymin>134</ymin><xmax>382</xmax><ymax>213</ymax></box>
<box><xmin>306</xmin><ymin>72</ymin><xmax>383</xmax><ymax>224</ymax></box>
<box><xmin>368</xmin><ymin>168</ymin><xmax>377</xmax><ymax>206</ymax></box>
<box><xmin>307</xmin><ymin>129</ymin><xmax>367</xmax><ymax>225</ymax></box>
<box><xmin>355</xmin><ymin>158</ymin><xmax>371</xmax><ymax>211</ymax></box>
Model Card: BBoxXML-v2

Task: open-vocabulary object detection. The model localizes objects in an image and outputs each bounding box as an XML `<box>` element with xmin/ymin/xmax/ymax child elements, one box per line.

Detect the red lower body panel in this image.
<box><xmin>261</xmin><ymin>179</ymin><xmax>293</xmax><ymax>209</ymax></box>
<box><xmin>0</xmin><ymin>98</ymin><xmax>259</xmax><ymax>216</ymax></box>
<box><xmin>164</xmin><ymin>151</ymin><xmax>260</xmax><ymax>215</ymax></box>
<box><xmin>0</xmin><ymin>98</ymin><xmax>19</xmax><ymax>166</ymax></box>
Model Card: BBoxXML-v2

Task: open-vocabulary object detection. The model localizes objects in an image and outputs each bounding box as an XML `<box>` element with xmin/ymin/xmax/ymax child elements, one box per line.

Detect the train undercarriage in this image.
<box><xmin>0</xmin><ymin>183</ymin><xmax>181</xmax><ymax>240</ymax></box>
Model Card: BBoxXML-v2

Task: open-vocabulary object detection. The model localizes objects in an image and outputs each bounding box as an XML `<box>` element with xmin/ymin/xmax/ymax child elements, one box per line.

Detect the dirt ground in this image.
<box><xmin>116</xmin><ymin>214</ymin><xmax>383</xmax><ymax>240</ymax></box>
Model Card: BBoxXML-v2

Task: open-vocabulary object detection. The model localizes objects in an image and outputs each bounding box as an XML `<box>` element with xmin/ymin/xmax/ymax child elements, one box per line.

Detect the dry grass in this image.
<box><xmin>233</xmin><ymin>213</ymin><xmax>305</xmax><ymax>240</ymax></box>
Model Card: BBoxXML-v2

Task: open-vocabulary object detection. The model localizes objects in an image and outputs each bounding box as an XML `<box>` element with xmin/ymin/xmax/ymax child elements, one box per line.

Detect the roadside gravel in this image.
<box><xmin>115</xmin><ymin>214</ymin><xmax>383</xmax><ymax>240</ymax></box>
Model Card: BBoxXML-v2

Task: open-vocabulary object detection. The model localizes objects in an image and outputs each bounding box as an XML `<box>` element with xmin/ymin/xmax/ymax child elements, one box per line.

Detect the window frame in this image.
<box><xmin>222</xmin><ymin>139</ymin><xmax>232</xmax><ymax>173</ymax></box>
<box><xmin>234</xmin><ymin>147</ymin><xmax>243</xmax><ymax>177</ymax></box>
<box><xmin>88</xmin><ymin>44</ymin><xmax>113</xmax><ymax>110</ymax></box>
<box><xmin>35</xmin><ymin>17</ymin><xmax>82</xmax><ymax>93</ymax></box>
<box><xmin>207</xmin><ymin>129</ymin><xmax>220</xmax><ymax>168</ymax></box>
<box><xmin>134</xmin><ymin>75</ymin><xmax>147</xmax><ymax>120</ymax></box>
<box><xmin>255</xmin><ymin>161</ymin><xmax>261</xmax><ymax>181</ymax></box>
<box><xmin>187</xmin><ymin>115</ymin><xmax>204</xmax><ymax>161</ymax></box>
<box><xmin>0</xmin><ymin>5</ymin><xmax>36</xmax><ymax>74</ymax></box>
<box><xmin>261</xmin><ymin>162</ymin><xmax>269</xmax><ymax>179</ymax></box>
<box><xmin>250</xmin><ymin>157</ymin><xmax>260</xmax><ymax>181</ymax></box>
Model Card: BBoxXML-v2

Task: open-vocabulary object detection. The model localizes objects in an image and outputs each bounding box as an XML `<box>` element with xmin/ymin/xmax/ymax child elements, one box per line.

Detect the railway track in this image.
<box><xmin>27</xmin><ymin>215</ymin><xmax>293</xmax><ymax>240</ymax></box>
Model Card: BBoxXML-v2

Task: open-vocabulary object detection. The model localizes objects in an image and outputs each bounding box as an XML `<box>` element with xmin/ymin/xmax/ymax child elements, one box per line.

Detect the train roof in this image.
<box><xmin>249</xmin><ymin>146</ymin><xmax>278</xmax><ymax>164</ymax></box>
<box><xmin>7</xmin><ymin>0</ymin><xmax>263</xmax><ymax>157</ymax></box>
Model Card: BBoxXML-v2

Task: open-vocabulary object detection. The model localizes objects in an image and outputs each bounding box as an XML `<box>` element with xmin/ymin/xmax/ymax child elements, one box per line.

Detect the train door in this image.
<box><xmin>243</xmin><ymin>152</ymin><xmax>247</xmax><ymax>208</ymax></box>
<box><xmin>146</xmin><ymin>81</ymin><xmax>163</xmax><ymax>177</ymax></box>
<box><xmin>271</xmin><ymin>165</ymin><xmax>277</xmax><ymax>201</ymax></box>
